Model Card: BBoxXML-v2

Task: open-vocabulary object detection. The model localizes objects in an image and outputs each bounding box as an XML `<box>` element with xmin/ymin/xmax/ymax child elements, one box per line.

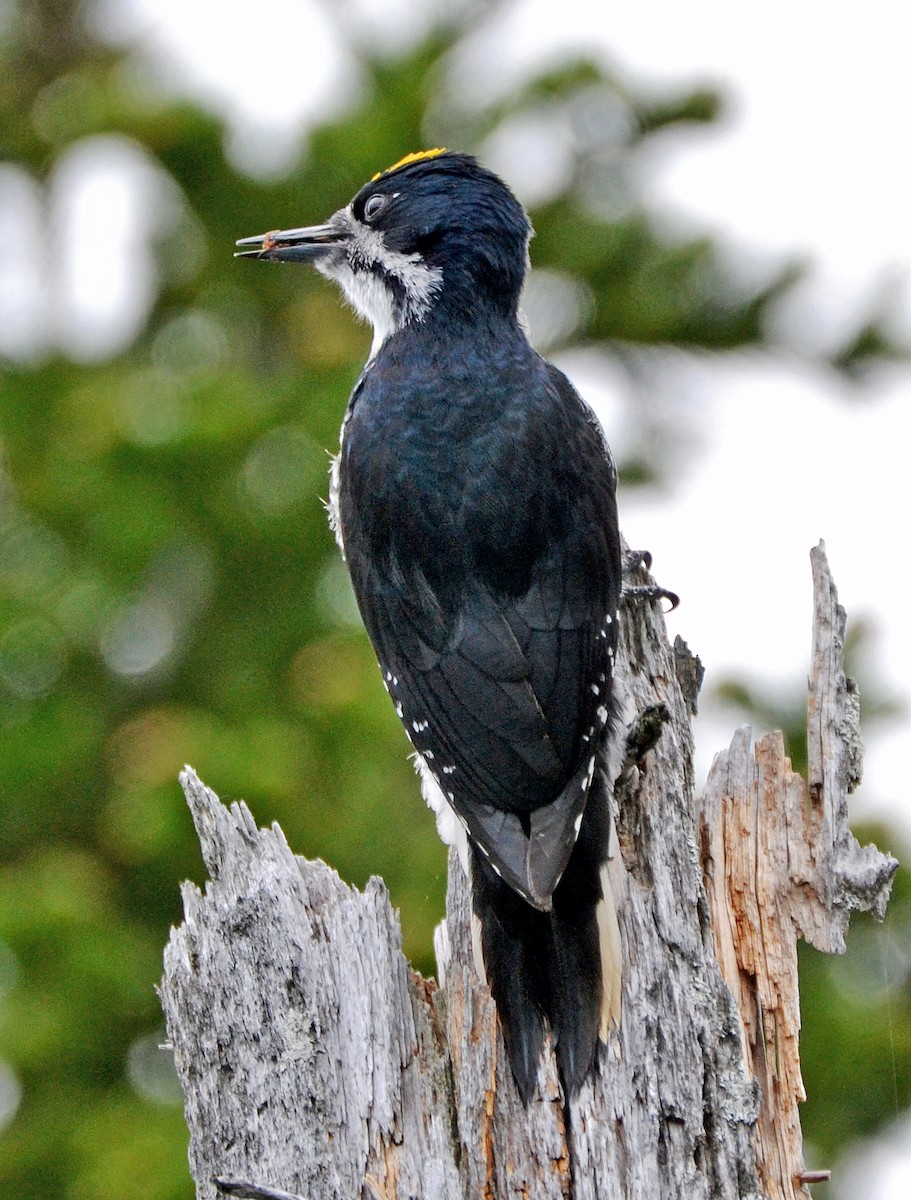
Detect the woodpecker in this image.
<box><xmin>237</xmin><ymin>150</ymin><xmax>623</xmax><ymax>1104</ymax></box>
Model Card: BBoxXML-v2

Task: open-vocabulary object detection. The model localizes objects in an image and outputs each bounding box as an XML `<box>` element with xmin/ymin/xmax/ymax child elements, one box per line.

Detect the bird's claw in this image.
<box><xmin>622</xmin><ymin>583</ymin><xmax>680</xmax><ymax>612</ymax></box>
<box><xmin>622</xmin><ymin>548</ymin><xmax>652</xmax><ymax>574</ymax></box>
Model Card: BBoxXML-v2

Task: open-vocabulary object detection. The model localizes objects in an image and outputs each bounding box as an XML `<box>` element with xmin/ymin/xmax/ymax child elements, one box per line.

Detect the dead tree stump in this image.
<box><xmin>160</xmin><ymin>542</ymin><xmax>897</xmax><ymax>1199</ymax></box>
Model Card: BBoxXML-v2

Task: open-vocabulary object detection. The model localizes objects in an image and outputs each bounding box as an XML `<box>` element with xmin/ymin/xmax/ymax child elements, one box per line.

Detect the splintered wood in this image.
<box><xmin>700</xmin><ymin>543</ymin><xmax>897</xmax><ymax>1200</ymax></box>
<box><xmin>160</xmin><ymin>544</ymin><xmax>897</xmax><ymax>1200</ymax></box>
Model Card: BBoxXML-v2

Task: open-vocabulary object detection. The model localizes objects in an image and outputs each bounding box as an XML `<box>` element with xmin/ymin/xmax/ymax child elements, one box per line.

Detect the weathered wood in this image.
<box><xmin>160</xmin><ymin>544</ymin><xmax>897</xmax><ymax>1199</ymax></box>
<box><xmin>699</xmin><ymin>543</ymin><xmax>898</xmax><ymax>1200</ymax></box>
<box><xmin>162</xmin><ymin>783</ymin><xmax>461</xmax><ymax>1199</ymax></box>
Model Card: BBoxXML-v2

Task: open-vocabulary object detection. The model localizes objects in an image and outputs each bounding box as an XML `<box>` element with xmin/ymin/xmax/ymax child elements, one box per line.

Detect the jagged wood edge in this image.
<box><xmin>160</xmin><ymin>545</ymin><xmax>896</xmax><ymax>1200</ymax></box>
<box><xmin>699</xmin><ymin>541</ymin><xmax>898</xmax><ymax>1200</ymax></box>
<box><xmin>161</xmin><ymin>773</ymin><xmax>461</xmax><ymax>1200</ymax></box>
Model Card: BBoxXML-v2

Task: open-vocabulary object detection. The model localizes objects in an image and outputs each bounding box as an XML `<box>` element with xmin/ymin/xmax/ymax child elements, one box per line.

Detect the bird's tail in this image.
<box><xmin>470</xmin><ymin>770</ymin><xmax>621</xmax><ymax>1104</ymax></box>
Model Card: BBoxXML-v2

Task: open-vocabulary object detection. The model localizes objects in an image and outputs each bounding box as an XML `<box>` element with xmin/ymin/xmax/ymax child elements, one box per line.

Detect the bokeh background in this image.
<box><xmin>1</xmin><ymin>1</ymin><xmax>909</xmax><ymax>1197</ymax></box>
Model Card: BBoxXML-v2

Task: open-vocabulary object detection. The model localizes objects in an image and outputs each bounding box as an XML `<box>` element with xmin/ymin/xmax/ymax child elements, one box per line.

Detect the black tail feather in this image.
<box><xmin>471</xmin><ymin>775</ymin><xmax>612</xmax><ymax>1103</ymax></box>
<box><xmin>549</xmin><ymin>777</ymin><xmax>611</xmax><ymax>1091</ymax></box>
<box><xmin>470</xmin><ymin>857</ymin><xmax>547</xmax><ymax>1104</ymax></box>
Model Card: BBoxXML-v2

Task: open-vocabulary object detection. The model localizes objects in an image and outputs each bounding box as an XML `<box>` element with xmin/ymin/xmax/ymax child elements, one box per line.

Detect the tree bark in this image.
<box><xmin>160</xmin><ymin>543</ymin><xmax>897</xmax><ymax>1199</ymax></box>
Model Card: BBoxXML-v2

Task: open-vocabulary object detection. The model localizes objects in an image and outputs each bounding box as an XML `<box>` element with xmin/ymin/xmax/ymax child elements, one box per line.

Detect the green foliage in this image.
<box><xmin>0</xmin><ymin>2</ymin><xmax>906</xmax><ymax>1197</ymax></box>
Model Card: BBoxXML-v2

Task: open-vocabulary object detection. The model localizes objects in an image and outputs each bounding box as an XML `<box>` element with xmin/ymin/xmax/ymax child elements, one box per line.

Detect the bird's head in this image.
<box><xmin>236</xmin><ymin>150</ymin><xmax>532</xmax><ymax>354</ymax></box>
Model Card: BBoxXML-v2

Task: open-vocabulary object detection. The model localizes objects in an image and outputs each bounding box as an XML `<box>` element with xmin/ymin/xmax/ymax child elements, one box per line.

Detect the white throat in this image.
<box><xmin>318</xmin><ymin>218</ymin><xmax>443</xmax><ymax>359</ymax></box>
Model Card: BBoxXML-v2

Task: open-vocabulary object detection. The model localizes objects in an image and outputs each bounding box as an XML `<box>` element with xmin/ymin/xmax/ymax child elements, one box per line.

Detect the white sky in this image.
<box><xmin>494</xmin><ymin>0</ymin><xmax>911</xmax><ymax>834</ymax></box>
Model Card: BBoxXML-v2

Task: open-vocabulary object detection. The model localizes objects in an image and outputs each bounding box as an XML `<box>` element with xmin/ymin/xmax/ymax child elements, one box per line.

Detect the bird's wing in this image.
<box><xmin>351</xmin><ymin>548</ymin><xmax>613</xmax><ymax>908</ymax></box>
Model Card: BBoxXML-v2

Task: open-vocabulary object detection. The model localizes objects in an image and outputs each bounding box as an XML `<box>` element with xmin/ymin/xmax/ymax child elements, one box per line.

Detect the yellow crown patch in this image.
<box><xmin>371</xmin><ymin>148</ymin><xmax>447</xmax><ymax>182</ymax></box>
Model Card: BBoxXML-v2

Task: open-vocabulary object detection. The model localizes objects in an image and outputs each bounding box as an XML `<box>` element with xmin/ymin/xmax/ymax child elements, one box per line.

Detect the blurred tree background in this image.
<box><xmin>0</xmin><ymin>1</ymin><xmax>907</xmax><ymax>1197</ymax></box>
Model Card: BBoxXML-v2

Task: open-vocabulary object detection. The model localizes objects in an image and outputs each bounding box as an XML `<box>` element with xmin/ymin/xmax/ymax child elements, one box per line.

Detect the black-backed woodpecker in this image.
<box><xmin>237</xmin><ymin>149</ymin><xmax>623</xmax><ymax>1104</ymax></box>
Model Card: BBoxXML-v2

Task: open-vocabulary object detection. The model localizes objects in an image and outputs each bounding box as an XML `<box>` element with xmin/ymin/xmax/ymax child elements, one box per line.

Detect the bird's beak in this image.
<box><xmin>235</xmin><ymin>218</ymin><xmax>348</xmax><ymax>263</ymax></box>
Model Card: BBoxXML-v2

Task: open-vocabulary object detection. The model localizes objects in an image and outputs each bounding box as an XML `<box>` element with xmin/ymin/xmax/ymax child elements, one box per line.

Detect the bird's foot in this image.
<box><xmin>623</xmin><ymin>548</ymin><xmax>652</xmax><ymax>574</ymax></box>
<box><xmin>622</xmin><ymin>549</ymin><xmax>679</xmax><ymax>610</ymax></box>
<box><xmin>622</xmin><ymin>583</ymin><xmax>680</xmax><ymax>612</ymax></box>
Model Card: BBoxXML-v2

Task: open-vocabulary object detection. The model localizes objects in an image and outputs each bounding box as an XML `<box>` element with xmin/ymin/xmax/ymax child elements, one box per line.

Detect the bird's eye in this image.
<box><xmin>363</xmin><ymin>194</ymin><xmax>388</xmax><ymax>222</ymax></box>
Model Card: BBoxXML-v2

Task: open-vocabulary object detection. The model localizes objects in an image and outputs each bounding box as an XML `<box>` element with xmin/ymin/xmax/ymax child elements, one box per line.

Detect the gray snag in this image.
<box><xmin>160</xmin><ymin>543</ymin><xmax>897</xmax><ymax>1199</ymax></box>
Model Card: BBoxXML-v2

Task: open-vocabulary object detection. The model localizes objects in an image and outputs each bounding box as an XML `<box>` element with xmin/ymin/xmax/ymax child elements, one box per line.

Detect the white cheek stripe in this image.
<box><xmin>318</xmin><ymin>215</ymin><xmax>443</xmax><ymax>358</ymax></box>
